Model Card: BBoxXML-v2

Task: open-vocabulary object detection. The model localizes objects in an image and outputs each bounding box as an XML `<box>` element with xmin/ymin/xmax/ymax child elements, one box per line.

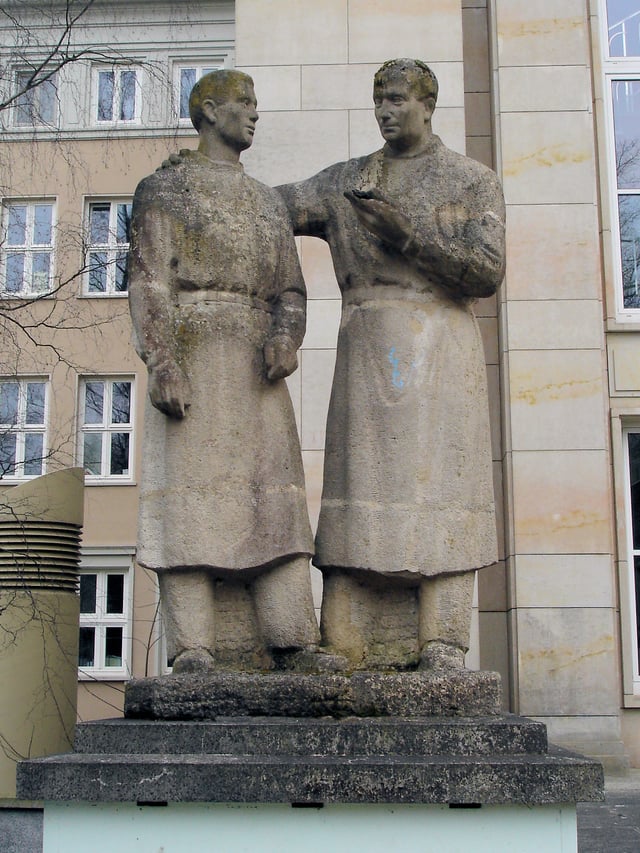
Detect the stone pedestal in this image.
<box><xmin>17</xmin><ymin>673</ymin><xmax>604</xmax><ymax>852</ymax></box>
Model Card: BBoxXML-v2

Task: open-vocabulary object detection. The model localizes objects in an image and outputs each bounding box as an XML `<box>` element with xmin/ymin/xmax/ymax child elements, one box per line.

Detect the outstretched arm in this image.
<box><xmin>128</xmin><ymin>185</ymin><xmax>190</xmax><ymax>418</ymax></box>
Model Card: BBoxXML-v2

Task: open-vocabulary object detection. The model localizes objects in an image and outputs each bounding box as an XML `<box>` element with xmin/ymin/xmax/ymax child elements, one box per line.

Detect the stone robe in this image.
<box><xmin>279</xmin><ymin>135</ymin><xmax>505</xmax><ymax>578</ymax></box>
<box><xmin>129</xmin><ymin>151</ymin><xmax>313</xmax><ymax>572</ymax></box>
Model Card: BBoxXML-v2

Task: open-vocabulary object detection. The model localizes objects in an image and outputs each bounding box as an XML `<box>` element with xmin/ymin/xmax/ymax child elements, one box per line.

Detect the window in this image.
<box><xmin>603</xmin><ymin>2</ymin><xmax>640</xmax><ymax>315</ymax></box>
<box><xmin>84</xmin><ymin>200</ymin><xmax>132</xmax><ymax>295</ymax></box>
<box><xmin>95</xmin><ymin>66</ymin><xmax>141</xmax><ymax>124</ymax></box>
<box><xmin>1</xmin><ymin>201</ymin><xmax>54</xmax><ymax>296</ymax></box>
<box><xmin>78</xmin><ymin>549</ymin><xmax>133</xmax><ymax>679</ymax></box>
<box><xmin>79</xmin><ymin>378</ymin><xmax>133</xmax><ymax>480</ymax></box>
<box><xmin>0</xmin><ymin>378</ymin><xmax>47</xmax><ymax>479</ymax></box>
<box><xmin>12</xmin><ymin>70</ymin><xmax>57</xmax><ymax>127</ymax></box>
<box><xmin>624</xmin><ymin>428</ymin><xmax>640</xmax><ymax>692</ymax></box>
<box><xmin>175</xmin><ymin>63</ymin><xmax>221</xmax><ymax>121</ymax></box>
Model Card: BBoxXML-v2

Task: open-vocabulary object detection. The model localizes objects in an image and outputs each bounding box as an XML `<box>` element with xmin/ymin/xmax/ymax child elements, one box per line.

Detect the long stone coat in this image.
<box><xmin>129</xmin><ymin>151</ymin><xmax>313</xmax><ymax>572</ymax></box>
<box><xmin>278</xmin><ymin>135</ymin><xmax>506</xmax><ymax>578</ymax></box>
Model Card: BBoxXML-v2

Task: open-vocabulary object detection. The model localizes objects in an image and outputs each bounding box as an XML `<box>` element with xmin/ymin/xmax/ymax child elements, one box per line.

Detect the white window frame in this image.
<box><xmin>622</xmin><ymin>423</ymin><xmax>640</xmax><ymax>697</ymax></box>
<box><xmin>1</xmin><ymin>199</ymin><xmax>55</xmax><ymax>297</ymax></box>
<box><xmin>78</xmin><ymin>377</ymin><xmax>135</xmax><ymax>483</ymax></box>
<box><xmin>0</xmin><ymin>377</ymin><xmax>48</xmax><ymax>481</ymax></box>
<box><xmin>11</xmin><ymin>68</ymin><xmax>58</xmax><ymax>128</ymax></box>
<box><xmin>78</xmin><ymin>548</ymin><xmax>134</xmax><ymax>681</ymax></box>
<box><xmin>601</xmin><ymin>3</ymin><xmax>640</xmax><ymax>321</ymax></box>
<box><xmin>83</xmin><ymin>198</ymin><xmax>132</xmax><ymax>296</ymax></box>
<box><xmin>93</xmin><ymin>64</ymin><xmax>142</xmax><ymax>126</ymax></box>
<box><xmin>173</xmin><ymin>61</ymin><xmax>223</xmax><ymax>123</ymax></box>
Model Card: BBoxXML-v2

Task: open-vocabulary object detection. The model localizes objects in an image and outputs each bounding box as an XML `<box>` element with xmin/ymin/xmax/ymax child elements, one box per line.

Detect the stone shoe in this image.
<box><xmin>419</xmin><ymin>641</ymin><xmax>466</xmax><ymax>672</ymax></box>
<box><xmin>272</xmin><ymin>646</ymin><xmax>350</xmax><ymax>673</ymax></box>
<box><xmin>172</xmin><ymin>647</ymin><xmax>216</xmax><ymax>674</ymax></box>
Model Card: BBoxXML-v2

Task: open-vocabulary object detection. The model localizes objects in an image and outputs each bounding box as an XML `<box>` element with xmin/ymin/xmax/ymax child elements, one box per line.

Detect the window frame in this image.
<box><xmin>78</xmin><ymin>376</ymin><xmax>135</xmax><ymax>484</ymax></box>
<box><xmin>173</xmin><ymin>61</ymin><xmax>223</xmax><ymax>124</ymax></box>
<box><xmin>78</xmin><ymin>548</ymin><xmax>134</xmax><ymax>681</ymax></box>
<box><xmin>92</xmin><ymin>64</ymin><xmax>143</xmax><ymax>126</ymax></box>
<box><xmin>0</xmin><ymin>377</ymin><xmax>48</xmax><ymax>481</ymax></box>
<box><xmin>83</xmin><ymin>198</ymin><xmax>133</xmax><ymax>297</ymax></box>
<box><xmin>11</xmin><ymin>68</ymin><xmax>58</xmax><ymax>128</ymax></box>
<box><xmin>1</xmin><ymin>199</ymin><xmax>56</xmax><ymax>298</ymax></box>
<box><xmin>601</xmin><ymin>3</ymin><xmax>640</xmax><ymax>321</ymax></box>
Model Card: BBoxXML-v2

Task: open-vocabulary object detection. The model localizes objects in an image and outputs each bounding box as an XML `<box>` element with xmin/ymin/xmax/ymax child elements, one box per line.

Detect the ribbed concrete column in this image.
<box><xmin>0</xmin><ymin>468</ymin><xmax>84</xmax><ymax>798</ymax></box>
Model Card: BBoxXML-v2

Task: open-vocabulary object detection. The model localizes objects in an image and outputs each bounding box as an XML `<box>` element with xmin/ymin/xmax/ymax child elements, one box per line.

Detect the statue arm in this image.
<box><xmin>276</xmin><ymin>170</ymin><xmax>334</xmax><ymax>238</ymax></box>
<box><xmin>128</xmin><ymin>191</ymin><xmax>190</xmax><ymax>419</ymax></box>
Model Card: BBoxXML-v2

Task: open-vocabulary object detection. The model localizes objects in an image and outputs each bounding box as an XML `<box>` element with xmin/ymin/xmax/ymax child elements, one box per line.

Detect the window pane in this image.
<box><xmin>79</xmin><ymin>574</ymin><xmax>97</xmax><ymax>614</ymax></box>
<box><xmin>38</xmin><ymin>76</ymin><xmax>57</xmax><ymax>124</ymax></box>
<box><xmin>608</xmin><ymin>1</ymin><xmax>640</xmax><ymax>57</ymax></box>
<box><xmin>33</xmin><ymin>204</ymin><xmax>52</xmax><ymax>245</ymax></box>
<box><xmin>110</xmin><ymin>433</ymin><xmax>130</xmax><ymax>475</ymax></box>
<box><xmin>106</xmin><ymin>574</ymin><xmax>124</xmax><ymax>614</ymax></box>
<box><xmin>31</xmin><ymin>252</ymin><xmax>51</xmax><ymax>292</ymax></box>
<box><xmin>112</xmin><ymin>382</ymin><xmax>131</xmax><ymax>423</ymax></box>
<box><xmin>0</xmin><ymin>433</ymin><xmax>17</xmax><ymax>476</ymax></box>
<box><xmin>89</xmin><ymin>203</ymin><xmax>110</xmax><ymax>245</ymax></box>
<box><xmin>115</xmin><ymin>252</ymin><xmax>128</xmax><ymax>292</ymax></box>
<box><xmin>78</xmin><ymin>627</ymin><xmax>95</xmax><ymax>667</ymax></box>
<box><xmin>84</xmin><ymin>381</ymin><xmax>104</xmax><ymax>424</ymax></box>
<box><xmin>613</xmin><ymin>81</ymin><xmax>640</xmax><ymax>190</ymax></box>
<box><xmin>635</xmin><ymin>554</ymin><xmax>640</xmax><ymax>666</ymax></box>
<box><xmin>88</xmin><ymin>252</ymin><xmax>107</xmax><ymax>292</ymax></box>
<box><xmin>120</xmin><ymin>70</ymin><xmax>136</xmax><ymax>120</ymax></box>
<box><xmin>23</xmin><ymin>433</ymin><xmax>43</xmax><ymax>476</ymax></box>
<box><xmin>83</xmin><ymin>432</ymin><xmax>103</xmax><ymax>475</ymax></box>
<box><xmin>25</xmin><ymin>382</ymin><xmax>45</xmax><ymax>425</ymax></box>
<box><xmin>618</xmin><ymin>195</ymin><xmax>640</xmax><ymax>308</ymax></box>
<box><xmin>180</xmin><ymin>68</ymin><xmax>196</xmax><ymax>119</ymax></box>
<box><xmin>97</xmin><ymin>71</ymin><xmax>114</xmax><ymax>121</ymax></box>
<box><xmin>116</xmin><ymin>204</ymin><xmax>132</xmax><ymax>244</ymax></box>
<box><xmin>6</xmin><ymin>205</ymin><xmax>26</xmax><ymax>246</ymax></box>
<box><xmin>105</xmin><ymin>627</ymin><xmax>123</xmax><ymax>666</ymax></box>
<box><xmin>0</xmin><ymin>383</ymin><xmax>19</xmax><ymax>425</ymax></box>
<box><xmin>5</xmin><ymin>253</ymin><xmax>25</xmax><ymax>293</ymax></box>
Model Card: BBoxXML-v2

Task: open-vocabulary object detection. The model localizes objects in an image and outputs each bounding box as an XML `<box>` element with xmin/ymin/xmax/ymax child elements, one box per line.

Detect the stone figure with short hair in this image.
<box><xmin>278</xmin><ymin>59</ymin><xmax>506</xmax><ymax>671</ymax></box>
<box><xmin>128</xmin><ymin>70</ymin><xmax>320</xmax><ymax>673</ymax></box>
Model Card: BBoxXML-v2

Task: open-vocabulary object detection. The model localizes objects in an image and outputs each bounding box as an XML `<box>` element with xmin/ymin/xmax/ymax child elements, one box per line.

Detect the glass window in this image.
<box><xmin>607</xmin><ymin>1</ymin><xmax>640</xmax><ymax>57</ymax></box>
<box><xmin>1</xmin><ymin>201</ymin><xmax>55</xmax><ymax>296</ymax></box>
<box><xmin>78</xmin><ymin>568</ymin><xmax>130</xmax><ymax>677</ymax></box>
<box><xmin>79</xmin><ymin>378</ymin><xmax>133</xmax><ymax>480</ymax></box>
<box><xmin>95</xmin><ymin>67</ymin><xmax>140</xmax><ymax>124</ymax></box>
<box><xmin>85</xmin><ymin>201</ymin><xmax>132</xmax><ymax>295</ymax></box>
<box><xmin>0</xmin><ymin>378</ymin><xmax>47</xmax><ymax>479</ymax></box>
<box><xmin>13</xmin><ymin>70</ymin><xmax>57</xmax><ymax>127</ymax></box>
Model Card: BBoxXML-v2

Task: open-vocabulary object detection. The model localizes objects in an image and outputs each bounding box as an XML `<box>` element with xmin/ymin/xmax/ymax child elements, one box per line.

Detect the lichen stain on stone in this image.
<box><xmin>520</xmin><ymin>509</ymin><xmax>606</xmax><ymax>537</ymax></box>
<box><xmin>512</xmin><ymin>376</ymin><xmax>597</xmax><ymax>405</ymax></box>
<box><xmin>499</xmin><ymin>17</ymin><xmax>582</xmax><ymax>41</ymax></box>
<box><xmin>503</xmin><ymin>145</ymin><xmax>590</xmax><ymax>177</ymax></box>
<box><xmin>520</xmin><ymin>640</ymin><xmax>612</xmax><ymax>674</ymax></box>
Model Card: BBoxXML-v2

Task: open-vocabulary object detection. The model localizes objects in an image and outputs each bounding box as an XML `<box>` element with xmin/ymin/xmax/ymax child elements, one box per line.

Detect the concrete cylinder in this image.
<box><xmin>0</xmin><ymin>469</ymin><xmax>84</xmax><ymax>799</ymax></box>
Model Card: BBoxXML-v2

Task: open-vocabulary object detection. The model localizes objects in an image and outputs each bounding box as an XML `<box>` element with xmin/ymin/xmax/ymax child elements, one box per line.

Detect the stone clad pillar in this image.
<box><xmin>0</xmin><ymin>469</ymin><xmax>84</xmax><ymax>798</ymax></box>
<box><xmin>488</xmin><ymin>0</ymin><xmax>624</xmax><ymax>763</ymax></box>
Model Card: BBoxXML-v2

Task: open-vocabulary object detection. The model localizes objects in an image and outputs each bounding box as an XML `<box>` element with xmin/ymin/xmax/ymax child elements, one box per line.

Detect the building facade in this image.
<box><xmin>1</xmin><ymin>0</ymin><xmax>640</xmax><ymax>768</ymax></box>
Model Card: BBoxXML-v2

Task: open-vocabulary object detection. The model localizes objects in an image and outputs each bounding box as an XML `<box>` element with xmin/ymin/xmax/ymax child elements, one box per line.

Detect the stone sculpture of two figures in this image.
<box><xmin>128</xmin><ymin>60</ymin><xmax>506</xmax><ymax>678</ymax></box>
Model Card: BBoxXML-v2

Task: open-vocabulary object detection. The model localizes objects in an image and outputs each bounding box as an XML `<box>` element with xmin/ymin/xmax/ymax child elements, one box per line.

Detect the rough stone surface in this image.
<box><xmin>124</xmin><ymin>671</ymin><xmax>503</xmax><ymax>719</ymax></box>
<box><xmin>128</xmin><ymin>69</ymin><xmax>318</xmax><ymax>669</ymax></box>
<box><xmin>277</xmin><ymin>58</ymin><xmax>506</xmax><ymax>669</ymax></box>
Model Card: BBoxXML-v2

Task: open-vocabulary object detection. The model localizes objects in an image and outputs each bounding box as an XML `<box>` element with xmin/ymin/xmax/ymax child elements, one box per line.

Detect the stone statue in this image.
<box><xmin>128</xmin><ymin>70</ymin><xmax>321</xmax><ymax>674</ymax></box>
<box><xmin>277</xmin><ymin>59</ymin><xmax>506</xmax><ymax>671</ymax></box>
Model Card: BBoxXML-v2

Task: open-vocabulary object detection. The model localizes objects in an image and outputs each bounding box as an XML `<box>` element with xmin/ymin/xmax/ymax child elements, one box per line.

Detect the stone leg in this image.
<box><xmin>252</xmin><ymin>555</ymin><xmax>319</xmax><ymax>650</ymax></box>
<box><xmin>157</xmin><ymin>568</ymin><xmax>216</xmax><ymax>673</ymax></box>
<box><xmin>418</xmin><ymin>570</ymin><xmax>475</xmax><ymax>670</ymax></box>
<box><xmin>319</xmin><ymin>568</ymin><xmax>368</xmax><ymax>667</ymax></box>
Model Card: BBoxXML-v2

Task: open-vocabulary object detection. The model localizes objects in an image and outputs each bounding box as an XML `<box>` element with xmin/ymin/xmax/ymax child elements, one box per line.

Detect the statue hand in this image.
<box><xmin>264</xmin><ymin>336</ymin><xmax>298</xmax><ymax>382</ymax></box>
<box><xmin>157</xmin><ymin>149</ymin><xmax>191</xmax><ymax>171</ymax></box>
<box><xmin>344</xmin><ymin>188</ymin><xmax>413</xmax><ymax>248</ymax></box>
<box><xmin>148</xmin><ymin>361</ymin><xmax>189</xmax><ymax>419</ymax></box>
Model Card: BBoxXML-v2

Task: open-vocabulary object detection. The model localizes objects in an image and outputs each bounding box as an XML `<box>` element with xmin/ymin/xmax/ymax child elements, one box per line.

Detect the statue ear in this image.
<box><xmin>201</xmin><ymin>99</ymin><xmax>218</xmax><ymax>125</ymax></box>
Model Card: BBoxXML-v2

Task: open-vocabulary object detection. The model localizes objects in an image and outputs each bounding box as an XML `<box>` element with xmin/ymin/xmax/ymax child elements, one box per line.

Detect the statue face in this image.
<box><xmin>210</xmin><ymin>81</ymin><xmax>259</xmax><ymax>152</ymax></box>
<box><xmin>373</xmin><ymin>79</ymin><xmax>432</xmax><ymax>153</ymax></box>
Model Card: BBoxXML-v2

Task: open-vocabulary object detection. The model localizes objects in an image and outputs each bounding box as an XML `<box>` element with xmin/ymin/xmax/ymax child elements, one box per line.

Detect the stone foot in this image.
<box><xmin>272</xmin><ymin>646</ymin><xmax>350</xmax><ymax>673</ymax></box>
<box><xmin>419</xmin><ymin>641</ymin><xmax>466</xmax><ymax>672</ymax></box>
<box><xmin>172</xmin><ymin>647</ymin><xmax>216</xmax><ymax>675</ymax></box>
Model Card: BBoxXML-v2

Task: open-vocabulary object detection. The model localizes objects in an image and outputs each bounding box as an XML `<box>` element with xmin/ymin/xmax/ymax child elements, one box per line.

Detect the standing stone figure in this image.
<box><xmin>278</xmin><ymin>59</ymin><xmax>506</xmax><ymax>670</ymax></box>
<box><xmin>128</xmin><ymin>70</ymin><xmax>320</xmax><ymax>673</ymax></box>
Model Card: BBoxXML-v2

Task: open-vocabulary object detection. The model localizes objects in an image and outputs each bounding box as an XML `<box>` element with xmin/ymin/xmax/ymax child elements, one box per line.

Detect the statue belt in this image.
<box><xmin>177</xmin><ymin>290</ymin><xmax>271</xmax><ymax>313</ymax></box>
<box><xmin>343</xmin><ymin>283</ymin><xmax>438</xmax><ymax>305</ymax></box>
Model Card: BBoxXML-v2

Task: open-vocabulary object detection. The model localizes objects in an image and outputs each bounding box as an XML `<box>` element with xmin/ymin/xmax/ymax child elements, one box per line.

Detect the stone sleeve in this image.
<box><xmin>269</xmin><ymin>226</ymin><xmax>307</xmax><ymax>350</ymax></box>
<box><xmin>276</xmin><ymin>165</ymin><xmax>340</xmax><ymax>239</ymax></box>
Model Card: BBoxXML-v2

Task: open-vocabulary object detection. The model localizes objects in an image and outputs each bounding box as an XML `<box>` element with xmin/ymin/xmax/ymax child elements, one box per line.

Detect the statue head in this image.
<box><xmin>373</xmin><ymin>59</ymin><xmax>438</xmax><ymax>107</ymax></box>
<box><xmin>189</xmin><ymin>70</ymin><xmax>257</xmax><ymax>132</ymax></box>
<box><xmin>373</xmin><ymin>60</ymin><xmax>437</xmax><ymax>155</ymax></box>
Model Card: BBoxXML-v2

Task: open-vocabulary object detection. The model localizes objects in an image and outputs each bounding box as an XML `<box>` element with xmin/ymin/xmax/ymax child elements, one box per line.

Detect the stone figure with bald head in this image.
<box><xmin>128</xmin><ymin>70</ymin><xmax>322</xmax><ymax>673</ymax></box>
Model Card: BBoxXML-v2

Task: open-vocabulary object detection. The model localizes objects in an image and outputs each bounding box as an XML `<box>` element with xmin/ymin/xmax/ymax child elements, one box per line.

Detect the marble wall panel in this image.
<box><xmin>237</xmin><ymin>66</ymin><xmax>301</xmax><ymax>111</ymax></box>
<box><xmin>300</xmin><ymin>237</ymin><xmax>340</xmax><ymax>300</ymax></box>
<box><xmin>514</xmin><ymin>554</ymin><xmax>615</xmax><ymax>609</ymax></box>
<box><xmin>302</xmin><ymin>449</ymin><xmax>325</xmax><ymax>533</ymax></box>
<box><xmin>494</xmin><ymin>0</ymin><xmax>589</xmax><ymax>67</ymax></box>
<box><xmin>465</xmin><ymin>92</ymin><xmax>491</xmax><ymax>136</ymax></box>
<box><xmin>462</xmin><ymin>6</ymin><xmax>490</xmax><ymax>92</ymax></box>
<box><xmin>300</xmin><ymin>349</ymin><xmax>337</xmax><ymax>452</ymax></box>
<box><xmin>303</xmin><ymin>300</ymin><xmax>342</xmax><ymax>350</ymax></box>
<box><xmin>506</xmin><ymin>300</ymin><xmax>604</xmax><ymax>350</ymax></box>
<box><xmin>478</xmin><ymin>610</ymin><xmax>510</xmax><ymax>707</ymax></box>
<box><xmin>499</xmin><ymin>65</ymin><xmax>592</xmax><ymax>114</ymax></box>
<box><xmin>478</xmin><ymin>560</ymin><xmax>508</xmax><ymax>612</ymax></box>
<box><xmin>302</xmin><ymin>64</ymin><xmax>380</xmax><ymax>111</ymax></box>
